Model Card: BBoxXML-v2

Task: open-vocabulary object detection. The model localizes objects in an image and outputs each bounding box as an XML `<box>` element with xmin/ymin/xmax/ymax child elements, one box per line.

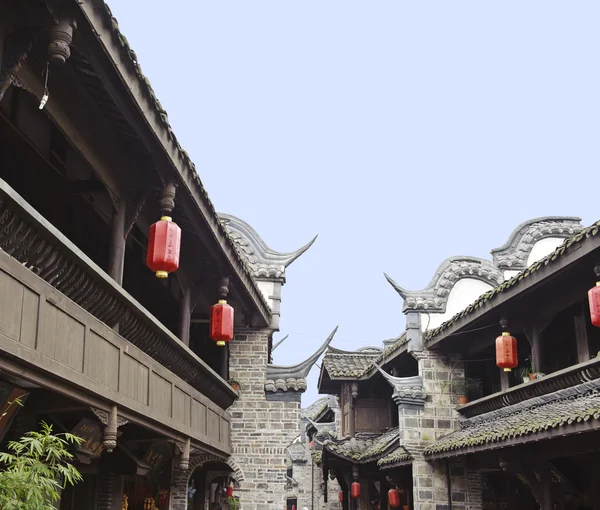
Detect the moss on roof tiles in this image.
<box><xmin>426</xmin><ymin>221</ymin><xmax>600</xmax><ymax>340</ymax></box>
<box><xmin>324</xmin><ymin>428</ymin><xmax>400</xmax><ymax>463</ymax></box>
<box><xmin>377</xmin><ymin>446</ymin><xmax>413</xmax><ymax>468</ymax></box>
<box><xmin>301</xmin><ymin>397</ymin><xmax>330</xmax><ymax>421</ymax></box>
<box><xmin>323</xmin><ymin>334</ymin><xmax>409</xmax><ymax>380</ymax></box>
<box><xmin>424</xmin><ymin>381</ymin><xmax>600</xmax><ymax>456</ymax></box>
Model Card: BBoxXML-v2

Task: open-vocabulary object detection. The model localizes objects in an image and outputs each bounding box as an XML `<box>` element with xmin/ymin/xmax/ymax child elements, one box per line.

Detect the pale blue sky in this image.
<box><xmin>110</xmin><ymin>1</ymin><xmax>600</xmax><ymax>405</ymax></box>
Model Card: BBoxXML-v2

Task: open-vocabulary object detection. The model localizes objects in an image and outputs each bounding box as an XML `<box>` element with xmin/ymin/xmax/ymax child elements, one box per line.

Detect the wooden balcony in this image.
<box><xmin>0</xmin><ymin>179</ymin><xmax>234</xmax><ymax>453</ymax></box>
<box><xmin>458</xmin><ymin>356</ymin><xmax>600</xmax><ymax>419</ymax></box>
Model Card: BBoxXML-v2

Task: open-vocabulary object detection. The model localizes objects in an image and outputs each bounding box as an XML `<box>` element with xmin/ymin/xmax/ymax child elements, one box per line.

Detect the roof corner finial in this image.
<box><xmin>384</xmin><ymin>273</ymin><xmax>408</xmax><ymax>299</ymax></box>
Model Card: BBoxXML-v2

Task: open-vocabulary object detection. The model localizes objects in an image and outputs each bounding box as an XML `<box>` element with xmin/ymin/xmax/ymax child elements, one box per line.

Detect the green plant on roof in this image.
<box><xmin>226</xmin><ymin>496</ymin><xmax>240</xmax><ymax>510</ymax></box>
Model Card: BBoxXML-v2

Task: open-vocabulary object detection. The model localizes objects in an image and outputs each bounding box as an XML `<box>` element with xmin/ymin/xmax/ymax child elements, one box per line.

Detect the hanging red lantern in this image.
<box><xmin>339</xmin><ymin>490</ymin><xmax>344</xmax><ymax>503</ymax></box>
<box><xmin>210</xmin><ymin>299</ymin><xmax>234</xmax><ymax>346</ymax></box>
<box><xmin>146</xmin><ymin>216</ymin><xmax>181</xmax><ymax>278</ymax></box>
<box><xmin>388</xmin><ymin>489</ymin><xmax>401</xmax><ymax>508</ymax></box>
<box><xmin>292</xmin><ymin>505</ymin><xmax>296</xmax><ymax>510</ymax></box>
<box><xmin>226</xmin><ymin>485</ymin><xmax>233</xmax><ymax>497</ymax></box>
<box><xmin>495</xmin><ymin>331</ymin><xmax>518</xmax><ymax>371</ymax></box>
<box><xmin>351</xmin><ymin>481</ymin><xmax>360</xmax><ymax>500</ymax></box>
<box><xmin>589</xmin><ymin>282</ymin><xmax>600</xmax><ymax>327</ymax></box>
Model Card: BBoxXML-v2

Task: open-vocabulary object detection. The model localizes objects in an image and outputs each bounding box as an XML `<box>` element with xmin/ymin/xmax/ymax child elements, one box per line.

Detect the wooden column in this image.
<box><xmin>500</xmin><ymin>370</ymin><xmax>511</xmax><ymax>391</ymax></box>
<box><xmin>178</xmin><ymin>284</ymin><xmax>192</xmax><ymax>347</ymax></box>
<box><xmin>574</xmin><ymin>304</ymin><xmax>590</xmax><ymax>364</ymax></box>
<box><xmin>107</xmin><ymin>201</ymin><xmax>126</xmax><ymax>285</ymax></box>
<box><xmin>538</xmin><ymin>463</ymin><xmax>553</xmax><ymax>510</ymax></box>
<box><xmin>349</xmin><ymin>383</ymin><xmax>358</xmax><ymax>437</ymax></box>
<box><xmin>530</xmin><ymin>328</ymin><xmax>543</xmax><ymax>374</ymax></box>
<box><xmin>220</xmin><ymin>345</ymin><xmax>229</xmax><ymax>381</ymax></box>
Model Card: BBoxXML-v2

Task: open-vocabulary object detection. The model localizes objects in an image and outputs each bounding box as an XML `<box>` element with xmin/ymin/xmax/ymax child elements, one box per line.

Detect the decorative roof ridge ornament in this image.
<box><xmin>219</xmin><ymin>213</ymin><xmax>317</xmax><ymax>280</ymax></box>
<box><xmin>384</xmin><ymin>256</ymin><xmax>504</xmax><ymax>314</ymax></box>
<box><xmin>326</xmin><ymin>345</ymin><xmax>381</xmax><ymax>356</ymax></box>
<box><xmin>271</xmin><ymin>334</ymin><xmax>289</xmax><ymax>352</ymax></box>
<box><xmin>374</xmin><ymin>364</ymin><xmax>427</xmax><ymax>409</ymax></box>
<box><xmin>267</xmin><ymin>327</ymin><xmax>338</xmax><ymax>382</ymax></box>
<box><xmin>491</xmin><ymin>216</ymin><xmax>583</xmax><ymax>271</ymax></box>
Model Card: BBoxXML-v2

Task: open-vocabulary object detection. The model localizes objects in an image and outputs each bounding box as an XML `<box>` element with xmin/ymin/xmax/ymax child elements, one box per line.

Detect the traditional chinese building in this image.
<box><xmin>315</xmin><ymin>216</ymin><xmax>600</xmax><ymax>510</ymax></box>
<box><xmin>0</xmin><ymin>1</ymin><xmax>325</xmax><ymax>509</ymax></box>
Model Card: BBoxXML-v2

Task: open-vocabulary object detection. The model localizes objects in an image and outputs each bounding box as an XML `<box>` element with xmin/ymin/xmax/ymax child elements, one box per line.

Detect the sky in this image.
<box><xmin>109</xmin><ymin>1</ymin><xmax>600</xmax><ymax>405</ymax></box>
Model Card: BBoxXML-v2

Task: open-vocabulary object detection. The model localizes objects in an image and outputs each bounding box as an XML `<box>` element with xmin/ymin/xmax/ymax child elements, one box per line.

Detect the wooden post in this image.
<box><xmin>107</xmin><ymin>201</ymin><xmax>126</xmax><ymax>286</ymax></box>
<box><xmin>500</xmin><ymin>370</ymin><xmax>511</xmax><ymax>391</ymax></box>
<box><xmin>220</xmin><ymin>345</ymin><xmax>229</xmax><ymax>381</ymax></box>
<box><xmin>179</xmin><ymin>284</ymin><xmax>192</xmax><ymax>347</ymax></box>
<box><xmin>538</xmin><ymin>463</ymin><xmax>553</xmax><ymax>510</ymax></box>
<box><xmin>349</xmin><ymin>383</ymin><xmax>358</xmax><ymax>437</ymax></box>
<box><xmin>574</xmin><ymin>304</ymin><xmax>590</xmax><ymax>364</ymax></box>
<box><xmin>530</xmin><ymin>328</ymin><xmax>543</xmax><ymax>374</ymax></box>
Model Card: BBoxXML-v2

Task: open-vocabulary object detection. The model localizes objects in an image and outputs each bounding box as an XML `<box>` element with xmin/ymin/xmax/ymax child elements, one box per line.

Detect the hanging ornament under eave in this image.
<box><xmin>226</xmin><ymin>485</ymin><xmax>233</xmax><ymax>497</ymax></box>
<box><xmin>495</xmin><ymin>318</ymin><xmax>518</xmax><ymax>371</ymax></box>
<box><xmin>351</xmin><ymin>481</ymin><xmax>360</xmax><ymax>500</ymax></box>
<box><xmin>210</xmin><ymin>277</ymin><xmax>234</xmax><ymax>347</ymax></box>
<box><xmin>146</xmin><ymin>216</ymin><xmax>181</xmax><ymax>278</ymax></box>
<box><xmin>589</xmin><ymin>268</ymin><xmax>600</xmax><ymax>327</ymax></box>
<box><xmin>339</xmin><ymin>490</ymin><xmax>344</xmax><ymax>503</ymax></box>
<box><xmin>388</xmin><ymin>488</ymin><xmax>401</xmax><ymax>508</ymax></box>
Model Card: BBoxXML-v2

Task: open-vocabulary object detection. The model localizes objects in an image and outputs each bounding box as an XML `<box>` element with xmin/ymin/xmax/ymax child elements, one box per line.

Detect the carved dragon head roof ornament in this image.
<box><xmin>384</xmin><ymin>256</ymin><xmax>504</xmax><ymax>314</ymax></box>
<box><xmin>218</xmin><ymin>213</ymin><xmax>317</xmax><ymax>280</ymax></box>
<box><xmin>265</xmin><ymin>327</ymin><xmax>338</xmax><ymax>393</ymax></box>
<box><xmin>490</xmin><ymin>216</ymin><xmax>583</xmax><ymax>271</ymax></box>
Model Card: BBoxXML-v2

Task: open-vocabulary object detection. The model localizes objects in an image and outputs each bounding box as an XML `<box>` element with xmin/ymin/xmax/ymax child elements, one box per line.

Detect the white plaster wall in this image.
<box><xmin>503</xmin><ymin>270</ymin><xmax>520</xmax><ymax>280</ymax></box>
<box><xmin>421</xmin><ymin>278</ymin><xmax>495</xmax><ymax>331</ymax></box>
<box><xmin>526</xmin><ymin>237</ymin><xmax>565</xmax><ymax>267</ymax></box>
<box><xmin>256</xmin><ymin>280</ymin><xmax>276</xmax><ymax>309</ymax></box>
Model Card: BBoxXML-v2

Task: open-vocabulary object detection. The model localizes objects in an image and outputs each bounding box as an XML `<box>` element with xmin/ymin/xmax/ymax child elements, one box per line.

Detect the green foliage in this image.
<box><xmin>0</xmin><ymin>421</ymin><xmax>83</xmax><ymax>510</ymax></box>
<box><xmin>226</xmin><ymin>496</ymin><xmax>240</xmax><ymax>510</ymax></box>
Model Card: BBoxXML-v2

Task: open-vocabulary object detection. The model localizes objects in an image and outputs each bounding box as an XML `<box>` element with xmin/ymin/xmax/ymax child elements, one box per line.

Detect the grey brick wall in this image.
<box><xmin>229</xmin><ymin>328</ymin><xmax>301</xmax><ymax>510</ymax></box>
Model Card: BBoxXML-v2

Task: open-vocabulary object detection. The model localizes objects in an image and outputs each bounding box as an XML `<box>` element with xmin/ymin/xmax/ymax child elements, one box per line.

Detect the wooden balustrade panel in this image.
<box><xmin>0</xmin><ymin>250</ymin><xmax>231</xmax><ymax>454</ymax></box>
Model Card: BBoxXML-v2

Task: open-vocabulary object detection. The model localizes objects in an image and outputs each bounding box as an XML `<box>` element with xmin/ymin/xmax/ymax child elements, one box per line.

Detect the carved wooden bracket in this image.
<box><xmin>0</xmin><ymin>27</ymin><xmax>39</xmax><ymax>102</ymax></box>
<box><xmin>124</xmin><ymin>187</ymin><xmax>151</xmax><ymax>237</ymax></box>
<box><xmin>91</xmin><ymin>406</ymin><xmax>128</xmax><ymax>453</ymax></box>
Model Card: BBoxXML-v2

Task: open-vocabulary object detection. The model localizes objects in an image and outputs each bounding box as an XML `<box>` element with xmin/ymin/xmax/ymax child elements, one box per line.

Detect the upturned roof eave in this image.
<box><xmin>74</xmin><ymin>1</ymin><xmax>271</xmax><ymax>326</ymax></box>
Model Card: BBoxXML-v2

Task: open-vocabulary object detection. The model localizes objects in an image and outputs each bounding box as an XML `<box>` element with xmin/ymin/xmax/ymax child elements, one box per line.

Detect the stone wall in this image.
<box><xmin>229</xmin><ymin>328</ymin><xmax>302</xmax><ymax>510</ymax></box>
<box><xmin>401</xmin><ymin>351</ymin><xmax>482</xmax><ymax>510</ymax></box>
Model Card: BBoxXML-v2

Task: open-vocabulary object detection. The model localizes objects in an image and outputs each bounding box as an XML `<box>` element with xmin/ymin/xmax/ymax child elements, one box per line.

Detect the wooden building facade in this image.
<box><xmin>315</xmin><ymin>217</ymin><xmax>600</xmax><ymax>510</ymax></box>
<box><xmin>0</xmin><ymin>0</ymin><xmax>276</xmax><ymax>508</ymax></box>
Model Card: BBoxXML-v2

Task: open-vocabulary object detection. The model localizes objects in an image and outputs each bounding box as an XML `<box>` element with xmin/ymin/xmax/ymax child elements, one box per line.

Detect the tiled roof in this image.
<box><xmin>322</xmin><ymin>334</ymin><xmax>409</xmax><ymax>379</ymax></box>
<box><xmin>287</xmin><ymin>442</ymin><xmax>307</xmax><ymax>463</ymax></box>
<box><xmin>89</xmin><ymin>2</ymin><xmax>270</xmax><ymax>315</ymax></box>
<box><xmin>301</xmin><ymin>397</ymin><xmax>330</xmax><ymax>421</ymax></box>
<box><xmin>323</xmin><ymin>349</ymin><xmax>380</xmax><ymax>378</ymax></box>
<box><xmin>324</xmin><ymin>428</ymin><xmax>400</xmax><ymax>463</ymax></box>
<box><xmin>424</xmin><ymin>379</ymin><xmax>600</xmax><ymax>457</ymax></box>
<box><xmin>377</xmin><ymin>446</ymin><xmax>413</xmax><ymax>468</ymax></box>
<box><xmin>426</xmin><ymin>221</ymin><xmax>600</xmax><ymax>340</ymax></box>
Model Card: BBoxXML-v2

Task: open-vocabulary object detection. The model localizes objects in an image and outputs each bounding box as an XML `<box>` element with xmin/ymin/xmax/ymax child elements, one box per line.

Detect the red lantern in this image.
<box><xmin>210</xmin><ymin>300</ymin><xmax>234</xmax><ymax>346</ymax></box>
<box><xmin>351</xmin><ymin>481</ymin><xmax>360</xmax><ymax>500</ymax></box>
<box><xmin>292</xmin><ymin>505</ymin><xmax>296</xmax><ymax>510</ymax></box>
<box><xmin>146</xmin><ymin>216</ymin><xmax>181</xmax><ymax>278</ymax></box>
<box><xmin>226</xmin><ymin>485</ymin><xmax>233</xmax><ymax>497</ymax></box>
<box><xmin>339</xmin><ymin>490</ymin><xmax>344</xmax><ymax>502</ymax></box>
<box><xmin>495</xmin><ymin>331</ymin><xmax>518</xmax><ymax>371</ymax></box>
<box><xmin>388</xmin><ymin>489</ymin><xmax>401</xmax><ymax>508</ymax></box>
<box><xmin>589</xmin><ymin>283</ymin><xmax>600</xmax><ymax>327</ymax></box>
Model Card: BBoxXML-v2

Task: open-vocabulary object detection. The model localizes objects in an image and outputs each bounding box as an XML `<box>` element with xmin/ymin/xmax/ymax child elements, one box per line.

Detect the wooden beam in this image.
<box><xmin>574</xmin><ymin>305</ymin><xmax>590</xmax><ymax>364</ymax></box>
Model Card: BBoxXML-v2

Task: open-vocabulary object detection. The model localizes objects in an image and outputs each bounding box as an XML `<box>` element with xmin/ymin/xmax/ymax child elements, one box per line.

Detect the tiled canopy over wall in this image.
<box><xmin>385</xmin><ymin>217</ymin><xmax>583</xmax><ymax>332</ymax></box>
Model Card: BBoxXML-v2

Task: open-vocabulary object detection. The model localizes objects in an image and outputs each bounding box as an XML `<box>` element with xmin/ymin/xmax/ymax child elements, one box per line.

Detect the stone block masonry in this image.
<box><xmin>403</xmin><ymin>351</ymin><xmax>482</xmax><ymax>510</ymax></box>
<box><xmin>229</xmin><ymin>328</ymin><xmax>302</xmax><ymax>510</ymax></box>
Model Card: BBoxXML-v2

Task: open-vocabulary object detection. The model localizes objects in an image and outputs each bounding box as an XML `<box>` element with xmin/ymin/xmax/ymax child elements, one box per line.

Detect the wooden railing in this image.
<box><xmin>0</xmin><ymin>179</ymin><xmax>237</xmax><ymax>410</ymax></box>
<box><xmin>458</xmin><ymin>356</ymin><xmax>600</xmax><ymax>418</ymax></box>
